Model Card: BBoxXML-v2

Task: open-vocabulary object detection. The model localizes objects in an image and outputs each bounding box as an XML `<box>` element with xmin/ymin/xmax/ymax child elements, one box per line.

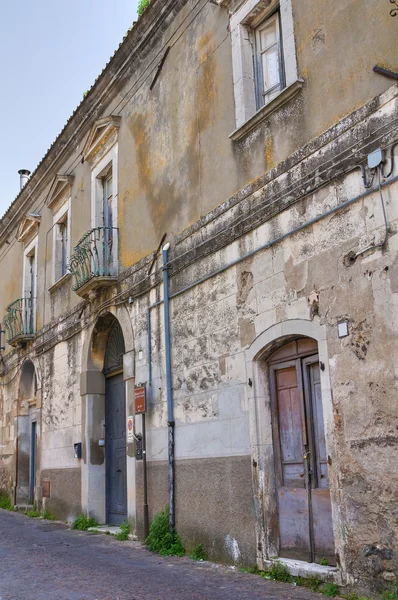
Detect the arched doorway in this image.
<box><xmin>103</xmin><ymin>321</ymin><xmax>127</xmax><ymax>525</ymax></box>
<box><xmin>268</xmin><ymin>338</ymin><xmax>335</xmax><ymax>565</ymax></box>
<box><xmin>16</xmin><ymin>360</ymin><xmax>38</xmax><ymax>505</ymax></box>
<box><xmin>81</xmin><ymin>312</ymin><xmax>131</xmax><ymax>526</ymax></box>
<box><xmin>245</xmin><ymin>320</ymin><xmax>340</xmax><ymax>570</ymax></box>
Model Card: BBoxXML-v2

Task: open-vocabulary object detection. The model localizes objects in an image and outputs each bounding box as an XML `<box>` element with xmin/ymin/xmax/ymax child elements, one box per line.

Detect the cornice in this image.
<box><xmin>82</xmin><ymin>116</ymin><xmax>121</xmax><ymax>163</ymax></box>
<box><xmin>47</xmin><ymin>175</ymin><xmax>75</xmax><ymax>210</ymax></box>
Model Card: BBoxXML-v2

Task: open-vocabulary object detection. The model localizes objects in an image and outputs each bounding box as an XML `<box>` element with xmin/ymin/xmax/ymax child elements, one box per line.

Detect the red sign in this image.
<box><xmin>135</xmin><ymin>386</ymin><xmax>146</xmax><ymax>414</ymax></box>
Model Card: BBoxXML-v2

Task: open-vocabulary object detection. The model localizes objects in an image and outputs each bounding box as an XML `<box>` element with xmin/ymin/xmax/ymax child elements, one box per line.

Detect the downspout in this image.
<box><xmin>162</xmin><ymin>243</ymin><xmax>175</xmax><ymax>532</ymax></box>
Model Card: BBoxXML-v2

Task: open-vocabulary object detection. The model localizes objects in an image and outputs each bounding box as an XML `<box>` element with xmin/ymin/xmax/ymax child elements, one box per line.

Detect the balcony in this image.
<box><xmin>3</xmin><ymin>298</ymin><xmax>35</xmax><ymax>347</ymax></box>
<box><xmin>68</xmin><ymin>227</ymin><xmax>118</xmax><ymax>298</ymax></box>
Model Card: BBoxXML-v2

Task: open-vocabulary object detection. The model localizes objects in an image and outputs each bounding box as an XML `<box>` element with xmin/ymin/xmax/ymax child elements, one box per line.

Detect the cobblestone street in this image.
<box><xmin>0</xmin><ymin>509</ymin><xmax>328</xmax><ymax>600</ymax></box>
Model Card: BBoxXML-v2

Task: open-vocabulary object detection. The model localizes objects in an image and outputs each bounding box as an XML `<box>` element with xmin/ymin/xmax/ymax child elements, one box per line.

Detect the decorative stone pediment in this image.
<box><xmin>47</xmin><ymin>174</ymin><xmax>74</xmax><ymax>210</ymax></box>
<box><xmin>82</xmin><ymin>115</ymin><xmax>121</xmax><ymax>164</ymax></box>
<box><xmin>16</xmin><ymin>213</ymin><xmax>41</xmax><ymax>244</ymax></box>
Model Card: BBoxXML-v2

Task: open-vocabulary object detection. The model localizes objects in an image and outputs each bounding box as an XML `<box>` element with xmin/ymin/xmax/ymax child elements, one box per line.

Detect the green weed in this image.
<box><xmin>379</xmin><ymin>591</ymin><xmax>398</xmax><ymax>600</ymax></box>
<box><xmin>72</xmin><ymin>514</ymin><xmax>99</xmax><ymax>531</ymax></box>
<box><xmin>137</xmin><ymin>0</ymin><xmax>150</xmax><ymax>17</ymax></box>
<box><xmin>306</xmin><ymin>575</ymin><xmax>322</xmax><ymax>592</ymax></box>
<box><xmin>320</xmin><ymin>557</ymin><xmax>329</xmax><ymax>566</ymax></box>
<box><xmin>266</xmin><ymin>560</ymin><xmax>292</xmax><ymax>582</ymax></box>
<box><xmin>26</xmin><ymin>510</ymin><xmax>40</xmax><ymax>518</ymax></box>
<box><xmin>191</xmin><ymin>544</ymin><xmax>208</xmax><ymax>561</ymax></box>
<box><xmin>321</xmin><ymin>582</ymin><xmax>339</xmax><ymax>597</ymax></box>
<box><xmin>0</xmin><ymin>493</ymin><xmax>13</xmax><ymax>511</ymax></box>
<box><xmin>341</xmin><ymin>594</ymin><xmax>370</xmax><ymax>600</ymax></box>
<box><xmin>146</xmin><ymin>506</ymin><xmax>185</xmax><ymax>557</ymax></box>
<box><xmin>41</xmin><ymin>510</ymin><xmax>55</xmax><ymax>521</ymax></box>
<box><xmin>114</xmin><ymin>521</ymin><xmax>131</xmax><ymax>541</ymax></box>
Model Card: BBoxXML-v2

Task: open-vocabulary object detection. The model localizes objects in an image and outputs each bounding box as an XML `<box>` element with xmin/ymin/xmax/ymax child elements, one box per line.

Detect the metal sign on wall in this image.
<box><xmin>127</xmin><ymin>416</ymin><xmax>134</xmax><ymax>443</ymax></box>
<box><xmin>135</xmin><ymin>386</ymin><xmax>146</xmax><ymax>414</ymax></box>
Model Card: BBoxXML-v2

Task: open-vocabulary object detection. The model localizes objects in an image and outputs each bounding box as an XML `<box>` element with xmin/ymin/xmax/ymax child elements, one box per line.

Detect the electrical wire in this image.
<box><xmin>1</xmin><ymin>139</ymin><xmax>397</xmax><ymax>370</ymax></box>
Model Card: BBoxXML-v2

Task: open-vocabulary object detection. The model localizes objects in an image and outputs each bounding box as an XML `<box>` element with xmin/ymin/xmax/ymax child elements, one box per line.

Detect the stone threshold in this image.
<box><xmin>88</xmin><ymin>525</ymin><xmax>137</xmax><ymax>540</ymax></box>
<box><xmin>265</xmin><ymin>557</ymin><xmax>342</xmax><ymax>585</ymax></box>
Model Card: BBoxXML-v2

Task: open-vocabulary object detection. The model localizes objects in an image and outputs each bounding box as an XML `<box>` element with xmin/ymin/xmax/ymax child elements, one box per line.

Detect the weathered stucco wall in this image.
<box><xmin>0</xmin><ymin>0</ymin><xmax>397</xmax><ymax>593</ymax></box>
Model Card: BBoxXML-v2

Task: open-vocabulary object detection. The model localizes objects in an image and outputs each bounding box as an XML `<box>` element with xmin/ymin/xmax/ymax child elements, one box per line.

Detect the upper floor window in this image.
<box><xmin>23</xmin><ymin>235</ymin><xmax>38</xmax><ymax>334</ymax></box>
<box><xmin>53</xmin><ymin>201</ymin><xmax>71</xmax><ymax>283</ymax></box>
<box><xmin>46</xmin><ymin>174</ymin><xmax>74</xmax><ymax>289</ymax></box>
<box><xmin>229</xmin><ymin>0</ymin><xmax>302</xmax><ymax>137</ymax></box>
<box><xmin>254</xmin><ymin>11</ymin><xmax>284</xmax><ymax>108</ymax></box>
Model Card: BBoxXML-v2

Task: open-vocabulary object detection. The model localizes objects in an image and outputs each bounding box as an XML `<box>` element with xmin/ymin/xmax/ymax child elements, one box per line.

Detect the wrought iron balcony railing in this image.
<box><xmin>68</xmin><ymin>226</ymin><xmax>118</xmax><ymax>296</ymax></box>
<box><xmin>3</xmin><ymin>298</ymin><xmax>35</xmax><ymax>346</ymax></box>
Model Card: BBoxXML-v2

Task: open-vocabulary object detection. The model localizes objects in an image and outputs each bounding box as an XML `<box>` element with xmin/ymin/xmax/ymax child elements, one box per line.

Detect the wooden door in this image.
<box><xmin>105</xmin><ymin>374</ymin><xmax>127</xmax><ymax>525</ymax></box>
<box><xmin>270</xmin><ymin>341</ymin><xmax>335</xmax><ymax>564</ymax></box>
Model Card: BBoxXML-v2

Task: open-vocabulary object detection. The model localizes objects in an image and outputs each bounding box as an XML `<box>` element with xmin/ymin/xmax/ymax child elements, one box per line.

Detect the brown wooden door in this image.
<box><xmin>270</xmin><ymin>349</ymin><xmax>335</xmax><ymax>565</ymax></box>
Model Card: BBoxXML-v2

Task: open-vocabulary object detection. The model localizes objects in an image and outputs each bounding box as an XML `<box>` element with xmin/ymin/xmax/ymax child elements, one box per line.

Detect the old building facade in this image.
<box><xmin>0</xmin><ymin>0</ymin><xmax>397</xmax><ymax>594</ymax></box>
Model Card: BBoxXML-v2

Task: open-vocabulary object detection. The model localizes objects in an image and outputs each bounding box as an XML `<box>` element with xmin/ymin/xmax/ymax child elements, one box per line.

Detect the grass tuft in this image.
<box><xmin>72</xmin><ymin>514</ymin><xmax>99</xmax><ymax>531</ymax></box>
<box><xmin>137</xmin><ymin>0</ymin><xmax>150</xmax><ymax>17</ymax></box>
<box><xmin>191</xmin><ymin>544</ymin><xmax>208</xmax><ymax>561</ymax></box>
<box><xmin>0</xmin><ymin>493</ymin><xmax>13</xmax><ymax>511</ymax></box>
<box><xmin>266</xmin><ymin>560</ymin><xmax>292</xmax><ymax>583</ymax></box>
<box><xmin>146</xmin><ymin>506</ymin><xmax>185</xmax><ymax>556</ymax></box>
<box><xmin>41</xmin><ymin>510</ymin><xmax>55</xmax><ymax>521</ymax></box>
<box><xmin>114</xmin><ymin>521</ymin><xmax>131</xmax><ymax>541</ymax></box>
<box><xmin>321</xmin><ymin>582</ymin><xmax>339</xmax><ymax>597</ymax></box>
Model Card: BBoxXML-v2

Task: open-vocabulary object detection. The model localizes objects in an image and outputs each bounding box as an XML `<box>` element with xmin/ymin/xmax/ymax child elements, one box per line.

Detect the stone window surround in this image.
<box><xmin>22</xmin><ymin>235</ymin><xmax>38</xmax><ymax>334</ymax></box>
<box><xmin>91</xmin><ymin>144</ymin><xmax>118</xmax><ymax>230</ymax></box>
<box><xmin>50</xmin><ymin>199</ymin><xmax>71</xmax><ymax>291</ymax></box>
<box><xmin>229</xmin><ymin>0</ymin><xmax>301</xmax><ymax>139</ymax></box>
<box><xmin>90</xmin><ymin>143</ymin><xmax>119</xmax><ymax>276</ymax></box>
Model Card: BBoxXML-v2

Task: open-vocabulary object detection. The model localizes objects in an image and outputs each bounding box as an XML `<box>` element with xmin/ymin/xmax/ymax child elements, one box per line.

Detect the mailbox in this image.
<box><xmin>135</xmin><ymin>434</ymin><xmax>143</xmax><ymax>460</ymax></box>
<box><xmin>74</xmin><ymin>442</ymin><xmax>82</xmax><ymax>459</ymax></box>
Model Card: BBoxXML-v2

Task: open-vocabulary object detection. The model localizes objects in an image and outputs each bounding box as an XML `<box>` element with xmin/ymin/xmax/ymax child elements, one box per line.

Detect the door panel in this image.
<box><xmin>312</xmin><ymin>488</ymin><xmax>335</xmax><ymax>564</ymax></box>
<box><xmin>105</xmin><ymin>374</ymin><xmax>127</xmax><ymax>525</ymax></box>
<box><xmin>271</xmin><ymin>351</ymin><xmax>335</xmax><ymax>565</ymax></box>
<box><xmin>276</xmin><ymin>367</ymin><xmax>305</xmax><ymax>488</ymax></box>
<box><xmin>29</xmin><ymin>422</ymin><xmax>36</xmax><ymax>505</ymax></box>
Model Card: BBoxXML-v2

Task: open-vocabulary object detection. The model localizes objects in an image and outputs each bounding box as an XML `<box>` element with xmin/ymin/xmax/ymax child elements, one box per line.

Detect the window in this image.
<box><xmin>55</xmin><ymin>214</ymin><xmax>69</xmax><ymax>280</ymax></box>
<box><xmin>90</xmin><ymin>145</ymin><xmax>119</xmax><ymax>277</ymax></box>
<box><xmin>52</xmin><ymin>200</ymin><xmax>71</xmax><ymax>284</ymax></box>
<box><xmin>254</xmin><ymin>11</ymin><xmax>284</xmax><ymax>108</ymax></box>
<box><xmin>23</xmin><ymin>236</ymin><xmax>38</xmax><ymax>334</ymax></box>
<box><xmin>229</xmin><ymin>0</ymin><xmax>302</xmax><ymax>137</ymax></box>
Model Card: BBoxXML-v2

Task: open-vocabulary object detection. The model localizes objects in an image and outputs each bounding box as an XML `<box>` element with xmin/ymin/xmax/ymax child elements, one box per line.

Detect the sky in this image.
<box><xmin>0</xmin><ymin>0</ymin><xmax>139</xmax><ymax>217</ymax></box>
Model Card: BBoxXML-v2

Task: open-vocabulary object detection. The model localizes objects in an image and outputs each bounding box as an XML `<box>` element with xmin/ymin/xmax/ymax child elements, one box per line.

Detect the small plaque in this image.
<box><xmin>127</xmin><ymin>416</ymin><xmax>134</xmax><ymax>443</ymax></box>
<box><xmin>42</xmin><ymin>480</ymin><xmax>51</xmax><ymax>498</ymax></box>
<box><xmin>135</xmin><ymin>386</ymin><xmax>146</xmax><ymax>414</ymax></box>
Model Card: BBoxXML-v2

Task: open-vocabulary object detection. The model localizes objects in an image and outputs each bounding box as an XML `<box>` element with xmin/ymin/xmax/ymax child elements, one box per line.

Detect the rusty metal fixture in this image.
<box><xmin>390</xmin><ymin>0</ymin><xmax>398</xmax><ymax>17</ymax></box>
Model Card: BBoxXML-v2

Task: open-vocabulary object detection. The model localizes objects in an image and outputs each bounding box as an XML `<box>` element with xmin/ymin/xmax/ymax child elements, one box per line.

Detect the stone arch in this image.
<box><xmin>81</xmin><ymin>304</ymin><xmax>134</xmax><ymax>374</ymax></box>
<box><xmin>244</xmin><ymin>319</ymin><xmax>342</xmax><ymax>571</ymax></box>
<box><xmin>18</xmin><ymin>359</ymin><xmax>38</xmax><ymax>404</ymax></box>
<box><xmin>16</xmin><ymin>358</ymin><xmax>40</xmax><ymax>505</ymax></box>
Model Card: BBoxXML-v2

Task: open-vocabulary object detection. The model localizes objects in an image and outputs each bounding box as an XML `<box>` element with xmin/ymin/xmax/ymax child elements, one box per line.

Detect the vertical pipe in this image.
<box><xmin>162</xmin><ymin>243</ymin><xmax>175</xmax><ymax>532</ymax></box>
<box><xmin>142</xmin><ymin>413</ymin><xmax>149</xmax><ymax>540</ymax></box>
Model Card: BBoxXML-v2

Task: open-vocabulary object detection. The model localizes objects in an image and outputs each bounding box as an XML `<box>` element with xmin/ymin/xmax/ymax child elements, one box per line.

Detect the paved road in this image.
<box><xmin>0</xmin><ymin>509</ymin><xmax>325</xmax><ymax>600</ymax></box>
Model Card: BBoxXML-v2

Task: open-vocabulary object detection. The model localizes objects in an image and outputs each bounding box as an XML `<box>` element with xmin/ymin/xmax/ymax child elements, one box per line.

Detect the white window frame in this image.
<box><xmin>90</xmin><ymin>143</ymin><xmax>118</xmax><ymax>273</ymax></box>
<box><xmin>230</xmin><ymin>0</ymin><xmax>299</xmax><ymax>130</ymax></box>
<box><xmin>22</xmin><ymin>235</ymin><xmax>38</xmax><ymax>334</ymax></box>
<box><xmin>52</xmin><ymin>199</ymin><xmax>71</xmax><ymax>286</ymax></box>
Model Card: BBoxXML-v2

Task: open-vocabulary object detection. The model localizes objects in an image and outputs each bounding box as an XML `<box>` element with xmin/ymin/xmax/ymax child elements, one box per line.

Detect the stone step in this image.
<box><xmin>14</xmin><ymin>504</ymin><xmax>34</xmax><ymax>513</ymax></box>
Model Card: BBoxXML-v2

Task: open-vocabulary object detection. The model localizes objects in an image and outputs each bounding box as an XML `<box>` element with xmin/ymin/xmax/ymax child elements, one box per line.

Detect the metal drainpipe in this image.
<box><xmin>162</xmin><ymin>243</ymin><xmax>175</xmax><ymax>532</ymax></box>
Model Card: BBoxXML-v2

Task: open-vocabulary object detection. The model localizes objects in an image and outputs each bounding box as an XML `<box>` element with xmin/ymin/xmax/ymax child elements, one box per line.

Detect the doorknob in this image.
<box><xmin>117</xmin><ymin>469</ymin><xmax>121</xmax><ymax>472</ymax></box>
